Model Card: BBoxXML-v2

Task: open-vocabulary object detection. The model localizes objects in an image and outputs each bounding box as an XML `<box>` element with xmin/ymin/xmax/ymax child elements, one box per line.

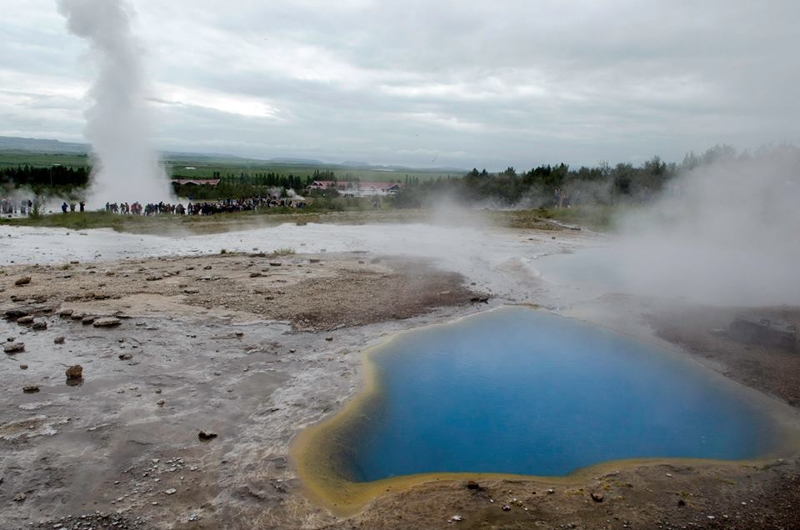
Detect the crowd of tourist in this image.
<box><xmin>103</xmin><ymin>196</ymin><xmax>307</xmax><ymax>216</ymax></box>
<box><xmin>2</xmin><ymin>194</ymin><xmax>308</xmax><ymax>217</ymax></box>
<box><xmin>1</xmin><ymin>197</ymin><xmax>37</xmax><ymax>215</ymax></box>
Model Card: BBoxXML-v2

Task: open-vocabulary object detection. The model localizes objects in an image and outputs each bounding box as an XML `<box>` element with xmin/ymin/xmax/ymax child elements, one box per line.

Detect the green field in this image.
<box><xmin>0</xmin><ymin>151</ymin><xmax>91</xmax><ymax>169</ymax></box>
<box><xmin>0</xmin><ymin>151</ymin><xmax>460</xmax><ymax>183</ymax></box>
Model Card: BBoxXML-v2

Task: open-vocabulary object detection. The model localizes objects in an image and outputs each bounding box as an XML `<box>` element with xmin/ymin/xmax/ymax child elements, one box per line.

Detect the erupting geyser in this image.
<box><xmin>58</xmin><ymin>0</ymin><xmax>173</xmax><ymax>207</ymax></box>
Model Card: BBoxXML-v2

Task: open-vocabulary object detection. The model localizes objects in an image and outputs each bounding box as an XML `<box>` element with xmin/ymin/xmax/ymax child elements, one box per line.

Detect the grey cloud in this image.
<box><xmin>1</xmin><ymin>0</ymin><xmax>798</xmax><ymax>168</ymax></box>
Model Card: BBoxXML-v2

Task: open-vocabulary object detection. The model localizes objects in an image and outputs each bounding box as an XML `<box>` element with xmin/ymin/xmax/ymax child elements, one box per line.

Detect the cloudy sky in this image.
<box><xmin>1</xmin><ymin>0</ymin><xmax>798</xmax><ymax>169</ymax></box>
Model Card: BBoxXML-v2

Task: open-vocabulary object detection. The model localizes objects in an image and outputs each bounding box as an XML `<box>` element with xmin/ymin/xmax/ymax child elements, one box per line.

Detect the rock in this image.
<box><xmin>31</xmin><ymin>321</ymin><xmax>47</xmax><ymax>331</ymax></box>
<box><xmin>249</xmin><ymin>272</ymin><xmax>262</xmax><ymax>278</ymax></box>
<box><xmin>470</xmin><ymin>295</ymin><xmax>490</xmax><ymax>304</ymax></box>
<box><xmin>14</xmin><ymin>276</ymin><xmax>31</xmax><ymax>286</ymax></box>
<box><xmin>325</xmin><ymin>337</ymin><xmax>334</xmax><ymax>342</ymax></box>
<box><xmin>157</xmin><ymin>399</ymin><xmax>166</xmax><ymax>406</ymax></box>
<box><xmin>165</xmin><ymin>488</ymin><xmax>177</xmax><ymax>495</ymax></box>
<box><xmin>19</xmin><ymin>364</ymin><xmax>28</xmax><ymax>370</ymax></box>
<box><xmin>466</xmin><ymin>480</ymin><xmax>482</xmax><ymax>491</ymax></box>
<box><xmin>70</xmin><ymin>312</ymin><xmax>85</xmax><ymax>321</ymax></box>
<box><xmin>82</xmin><ymin>315</ymin><xmax>97</xmax><ymax>325</ymax></box>
<box><xmin>118</xmin><ymin>353</ymin><xmax>133</xmax><ymax>361</ymax></box>
<box><xmin>4</xmin><ymin>342</ymin><xmax>25</xmax><ymax>354</ymax></box>
<box><xmin>13</xmin><ymin>492</ymin><xmax>26</xmax><ymax>502</ymax></box>
<box><xmin>54</xmin><ymin>336</ymin><xmax>65</xmax><ymax>344</ymax></box>
<box><xmin>450</xmin><ymin>515</ymin><xmax>464</xmax><ymax>522</ymax></box>
<box><xmin>58</xmin><ymin>308</ymin><xmax>74</xmax><ymax>318</ymax></box>
<box><xmin>502</xmin><ymin>504</ymin><xmax>511</xmax><ymax>511</ymax></box>
<box><xmin>198</xmin><ymin>431</ymin><xmax>218</xmax><ymax>441</ymax></box>
<box><xmin>269</xmin><ymin>262</ymin><xmax>282</xmax><ymax>267</ymax></box>
<box><xmin>66</xmin><ymin>365</ymin><xmax>83</xmax><ymax>380</ymax></box>
<box><xmin>23</xmin><ymin>385</ymin><xmax>40</xmax><ymax>394</ymax></box>
<box><xmin>203</xmin><ymin>265</ymin><xmax>212</xmax><ymax>270</ymax></box>
<box><xmin>93</xmin><ymin>317</ymin><xmax>121</xmax><ymax>328</ymax></box>
<box><xmin>183</xmin><ymin>288</ymin><xmax>200</xmax><ymax>294</ymax></box>
<box><xmin>729</xmin><ymin>315</ymin><xmax>797</xmax><ymax>351</ymax></box>
<box><xmin>678</xmin><ymin>498</ymin><xmax>687</xmax><ymax>507</ymax></box>
<box><xmin>4</xmin><ymin>308</ymin><xmax>29</xmax><ymax>321</ymax></box>
<box><xmin>17</xmin><ymin>315</ymin><xmax>34</xmax><ymax>325</ymax></box>
<box><xmin>591</xmin><ymin>492</ymin><xmax>604</xmax><ymax>502</ymax></box>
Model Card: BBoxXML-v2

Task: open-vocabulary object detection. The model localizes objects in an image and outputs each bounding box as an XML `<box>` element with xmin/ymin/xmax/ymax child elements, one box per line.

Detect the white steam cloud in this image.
<box><xmin>613</xmin><ymin>147</ymin><xmax>800</xmax><ymax>306</ymax></box>
<box><xmin>58</xmin><ymin>0</ymin><xmax>173</xmax><ymax>207</ymax></box>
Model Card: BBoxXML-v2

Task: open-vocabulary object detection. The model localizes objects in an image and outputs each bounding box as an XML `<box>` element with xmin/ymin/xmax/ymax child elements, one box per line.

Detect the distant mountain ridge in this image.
<box><xmin>0</xmin><ymin>136</ymin><xmax>89</xmax><ymax>154</ymax></box>
<box><xmin>0</xmin><ymin>135</ymin><xmax>466</xmax><ymax>173</ymax></box>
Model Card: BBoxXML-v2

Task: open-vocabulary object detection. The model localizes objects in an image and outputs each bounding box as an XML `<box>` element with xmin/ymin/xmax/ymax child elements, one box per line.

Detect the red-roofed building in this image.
<box><xmin>307</xmin><ymin>180</ymin><xmax>400</xmax><ymax>197</ymax></box>
<box><xmin>171</xmin><ymin>179</ymin><xmax>221</xmax><ymax>187</ymax></box>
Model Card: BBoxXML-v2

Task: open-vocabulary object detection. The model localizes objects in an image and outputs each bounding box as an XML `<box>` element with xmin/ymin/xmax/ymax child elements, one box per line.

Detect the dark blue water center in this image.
<box><xmin>345</xmin><ymin>307</ymin><xmax>777</xmax><ymax>482</ymax></box>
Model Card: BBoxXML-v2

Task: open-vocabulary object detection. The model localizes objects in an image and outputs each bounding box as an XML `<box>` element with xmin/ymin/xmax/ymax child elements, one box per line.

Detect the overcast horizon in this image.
<box><xmin>2</xmin><ymin>0</ymin><xmax>798</xmax><ymax>170</ymax></box>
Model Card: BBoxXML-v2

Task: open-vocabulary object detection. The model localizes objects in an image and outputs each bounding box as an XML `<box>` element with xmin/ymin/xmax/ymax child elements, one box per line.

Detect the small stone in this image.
<box><xmin>325</xmin><ymin>337</ymin><xmax>333</xmax><ymax>342</ymax></box>
<box><xmin>157</xmin><ymin>399</ymin><xmax>166</xmax><ymax>406</ymax></box>
<box><xmin>81</xmin><ymin>315</ymin><xmax>96</xmax><ymax>325</ymax></box>
<box><xmin>32</xmin><ymin>321</ymin><xmax>47</xmax><ymax>331</ymax></box>
<box><xmin>15</xmin><ymin>276</ymin><xmax>31</xmax><ymax>286</ymax></box>
<box><xmin>4</xmin><ymin>342</ymin><xmax>25</xmax><ymax>354</ymax></box>
<box><xmin>17</xmin><ymin>315</ymin><xmax>34</xmax><ymax>325</ymax></box>
<box><xmin>13</xmin><ymin>492</ymin><xmax>26</xmax><ymax>502</ymax></box>
<box><xmin>198</xmin><ymin>431</ymin><xmax>218</xmax><ymax>441</ymax></box>
<box><xmin>66</xmin><ymin>365</ymin><xmax>83</xmax><ymax>380</ymax></box>
<box><xmin>183</xmin><ymin>288</ymin><xmax>200</xmax><ymax>294</ymax></box>
<box><xmin>93</xmin><ymin>317</ymin><xmax>121</xmax><ymax>328</ymax></box>
<box><xmin>4</xmin><ymin>308</ymin><xmax>29</xmax><ymax>320</ymax></box>
<box><xmin>54</xmin><ymin>336</ymin><xmax>65</xmax><ymax>344</ymax></box>
<box><xmin>23</xmin><ymin>385</ymin><xmax>40</xmax><ymax>394</ymax></box>
<box><xmin>58</xmin><ymin>309</ymin><xmax>74</xmax><ymax>318</ymax></box>
<box><xmin>118</xmin><ymin>353</ymin><xmax>133</xmax><ymax>361</ymax></box>
<box><xmin>466</xmin><ymin>481</ymin><xmax>482</xmax><ymax>490</ymax></box>
<box><xmin>678</xmin><ymin>499</ymin><xmax>687</xmax><ymax>507</ymax></box>
<box><xmin>502</xmin><ymin>504</ymin><xmax>511</xmax><ymax>511</ymax></box>
<box><xmin>451</xmin><ymin>515</ymin><xmax>464</xmax><ymax>522</ymax></box>
<box><xmin>19</xmin><ymin>364</ymin><xmax>28</xmax><ymax>370</ymax></box>
<box><xmin>591</xmin><ymin>492</ymin><xmax>604</xmax><ymax>502</ymax></box>
<box><xmin>249</xmin><ymin>272</ymin><xmax>262</xmax><ymax>278</ymax></box>
<box><xmin>155</xmin><ymin>388</ymin><xmax>162</xmax><ymax>394</ymax></box>
<box><xmin>165</xmin><ymin>488</ymin><xmax>177</xmax><ymax>495</ymax></box>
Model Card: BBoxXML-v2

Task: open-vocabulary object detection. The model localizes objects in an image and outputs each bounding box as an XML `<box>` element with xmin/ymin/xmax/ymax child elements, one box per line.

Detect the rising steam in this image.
<box><xmin>58</xmin><ymin>0</ymin><xmax>172</xmax><ymax>207</ymax></box>
<box><xmin>612</xmin><ymin>147</ymin><xmax>800</xmax><ymax>306</ymax></box>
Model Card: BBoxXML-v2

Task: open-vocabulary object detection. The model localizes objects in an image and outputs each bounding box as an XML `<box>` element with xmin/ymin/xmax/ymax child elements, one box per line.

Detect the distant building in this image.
<box><xmin>307</xmin><ymin>180</ymin><xmax>400</xmax><ymax>197</ymax></box>
<box><xmin>171</xmin><ymin>179</ymin><xmax>221</xmax><ymax>187</ymax></box>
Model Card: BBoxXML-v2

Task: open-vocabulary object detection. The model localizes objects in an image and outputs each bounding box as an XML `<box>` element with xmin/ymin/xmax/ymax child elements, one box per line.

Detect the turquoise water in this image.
<box><xmin>343</xmin><ymin>307</ymin><xmax>777</xmax><ymax>482</ymax></box>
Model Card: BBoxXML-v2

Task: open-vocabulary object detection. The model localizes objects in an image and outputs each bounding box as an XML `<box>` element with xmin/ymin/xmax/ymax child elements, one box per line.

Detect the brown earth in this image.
<box><xmin>1</xmin><ymin>252</ymin><xmax>799</xmax><ymax>530</ymax></box>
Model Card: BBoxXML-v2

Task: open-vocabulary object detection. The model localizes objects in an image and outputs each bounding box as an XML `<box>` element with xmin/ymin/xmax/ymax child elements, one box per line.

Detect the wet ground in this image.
<box><xmin>1</xmin><ymin>222</ymin><xmax>799</xmax><ymax>530</ymax></box>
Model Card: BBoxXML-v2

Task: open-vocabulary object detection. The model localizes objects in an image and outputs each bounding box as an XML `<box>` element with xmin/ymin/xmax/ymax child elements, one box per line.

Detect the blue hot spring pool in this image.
<box><xmin>338</xmin><ymin>307</ymin><xmax>778</xmax><ymax>482</ymax></box>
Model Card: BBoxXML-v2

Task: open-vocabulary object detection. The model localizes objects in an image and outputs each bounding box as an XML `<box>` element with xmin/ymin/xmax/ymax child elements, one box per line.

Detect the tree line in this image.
<box><xmin>0</xmin><ymin>165</ymin><xmax>89</xmax><ymax>192</ymax></box>
<box><xmin>392</xmin><ymin>145</ymin><xmax>765</xmax><ymax>209</ymax></box>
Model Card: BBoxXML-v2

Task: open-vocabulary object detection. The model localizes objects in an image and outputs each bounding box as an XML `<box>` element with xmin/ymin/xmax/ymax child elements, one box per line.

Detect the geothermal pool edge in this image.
<box><xmin>291</xmin><ymin>306</ymin><xmax>800</xmax><ymax>515</ymax></box>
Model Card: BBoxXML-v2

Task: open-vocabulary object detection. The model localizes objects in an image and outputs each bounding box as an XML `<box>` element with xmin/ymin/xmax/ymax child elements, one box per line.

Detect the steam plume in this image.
<box><xmin>58</xmin><ymin>0</ymin><xmax>172</xmax><ymax>207</ymax></box>
<box><xmin>613</xmin><ymin>147</ymin><xmax>800</xmax><ymax>306</ymax></box>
